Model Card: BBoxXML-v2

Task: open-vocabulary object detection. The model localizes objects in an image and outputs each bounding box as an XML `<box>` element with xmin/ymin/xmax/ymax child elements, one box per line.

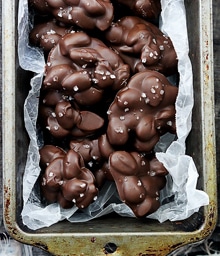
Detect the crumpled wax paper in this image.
<box><xmin>18</xmin><ymin>0</ymin><xmax>209</xmax><ymax>230</ymax></box>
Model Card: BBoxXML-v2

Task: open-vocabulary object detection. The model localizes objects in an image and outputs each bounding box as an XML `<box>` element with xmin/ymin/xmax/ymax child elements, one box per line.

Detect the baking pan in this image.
<box><xmin>2</xmin><ymin>0</ymin><xmax>217</xmax><ymax>255</ymax></box>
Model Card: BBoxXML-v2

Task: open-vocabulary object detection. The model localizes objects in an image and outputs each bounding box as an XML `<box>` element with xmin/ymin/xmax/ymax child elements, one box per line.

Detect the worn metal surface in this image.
<box><xmin>2</xmin><ymin>0</ymin><xmax>217</xmax><ymax>255</ymax></box>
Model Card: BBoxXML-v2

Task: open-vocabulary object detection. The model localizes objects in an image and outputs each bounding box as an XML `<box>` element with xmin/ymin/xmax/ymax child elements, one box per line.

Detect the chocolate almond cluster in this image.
<box><xmin>29</xmin><ymin>0</ymin><xmax>179</xmax><ymax>218</ymax></box>
<box><xmin>105</xmin><ymin>16</ymin><xmax>178</xmax><ymax>76</ymax></box>
<box><xmin>29</xmin><ymin>0</ymin><xmax>114</xmax><ymax>31</ymax></box>
<box><xmin>39</xmin><ymin>145</ymin><xmax>98</xmax><ymax>209</ymax></box>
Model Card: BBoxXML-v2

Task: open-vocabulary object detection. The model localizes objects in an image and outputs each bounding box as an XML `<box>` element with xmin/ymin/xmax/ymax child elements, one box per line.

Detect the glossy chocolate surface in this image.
<box><xmin>106</xmin><ymin>70</ymin><xmax>178</xmax><ymax>152</ymax></box>
<box><xmin>43</xmin><ymin>31</ymin><xmax>130</xmax><ymax>106</ymax></box>
<box><xmin>29</xmin><ymin>0</ymin><xmax>114</xmax><ymax>31</ymax></box>
<box><xmin>105</xmin><ymin>16</ymin><xmax>177</xmax><ymax>76</ymax></box>
<box><xmin>109</xmin><ymin>151</ymin><xmax>168</xmax><ymax>217</ymax></box>
<box><xmin>40</xmin><ymin>145</ymin><xmax>98</xmax><ymax>209</ymax></box>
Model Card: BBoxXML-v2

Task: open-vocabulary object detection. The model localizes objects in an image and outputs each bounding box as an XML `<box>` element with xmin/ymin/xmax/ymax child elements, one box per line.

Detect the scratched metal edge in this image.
<box><xmin>2</xmin><ymin>0</ymin><xmax>218</xmax><ymax>255</ymax></box>
<box><xmin>198</xmin><ymin>0</ymin><xmax>218</xmax><ymax>243</ymax></box>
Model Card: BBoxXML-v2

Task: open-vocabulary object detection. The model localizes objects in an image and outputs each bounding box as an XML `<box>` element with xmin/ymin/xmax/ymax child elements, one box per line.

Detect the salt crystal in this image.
<box><xmin>88</xmin><ymin>161</ymin><xmax>93</xmax><ymax>167</ymax></box>
<box><xmin>115</xmin><ymin>127</ymin><xmax>124</xmax><ymax>134</ymax></box>
<box><xmin>145</xmin><ymin>98</ymin><xmax>150</xmax><ymax>104</ymax></box>
<box><xmin>151</xmin><ymin>88</ymin><xmax>156</xmax><ymax>93</ymax></box>
<box><xmin>80</xmin><ymin>183</ymin><xmax>86</xmax><ymax>188</ymax></box>
<box><xmin>141</xmin><ymin>92</ymin><xmax>147</xmax><ymax>98</ymax></box>
<box><xmin>73</xmin><ymin>85</ymin><xmax>79</xmax><ymax>91</ymax></box>
<box><xmin>137</xmin><ymin>180</ymin><xmax>142</xmax><ymax>186</ymax></box>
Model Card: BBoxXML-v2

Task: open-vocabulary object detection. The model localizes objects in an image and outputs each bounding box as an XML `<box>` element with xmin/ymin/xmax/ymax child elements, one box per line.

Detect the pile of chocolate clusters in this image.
<box><xmin>29</xmin><ymin>0</ymin><xmax>178</xmax><ymax>218</ymax></box>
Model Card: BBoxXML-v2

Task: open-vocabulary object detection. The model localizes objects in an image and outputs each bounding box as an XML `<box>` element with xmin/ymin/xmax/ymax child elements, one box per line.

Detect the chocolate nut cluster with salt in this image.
<box><xmin>29</xmin><ymin>19</ymin><xmax>77</xmax><ymax>52</ymax></box>
<box><xmin>105</xmin><ymin>16</ymin><xmax>178</xmax><ymax>76</ymax></box>
<box><xmin>38</xmin><ymin>89</ymin><xmax>105</xmax><ymax>138</ymax></box>
<box><xmin>109</xmin><ymin>151</ymin><xmax>168</xmax><ymax>218</ymax></box>
<box><xmin>29</xmin><ymin>0</ymin><xmax>114</xmax><ymax>31</ymax></box>
<box><xmin>107</xmin><ymin>71</ymin><xmax>178</xmax><ymax>152</ymax></box>
<box><xmin>43</xmin><ymin>31</ymin><xmax>130</xmax><ymax>106</ymax></box>
<box><xmin>40</xmin><ymin>145</ymin><xmax>98</xmax><ymax>209</ymax></box>
<box><xmin>29</xmin><ymin>0</ymin><xmax>179</xmax><ymax>218</ymax></box>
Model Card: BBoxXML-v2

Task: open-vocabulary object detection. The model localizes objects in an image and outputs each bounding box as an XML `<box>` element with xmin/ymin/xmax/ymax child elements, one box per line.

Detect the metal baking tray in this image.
<box><xmin>2</xmin><ymin>0</ymin><xmax>217</xmax><ymax>255</ymax></box>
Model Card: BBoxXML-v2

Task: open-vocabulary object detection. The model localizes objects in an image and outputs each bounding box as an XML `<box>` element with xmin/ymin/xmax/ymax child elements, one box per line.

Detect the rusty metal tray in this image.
<box><xmin>2</xmin><ymin>0</ymin><xmax>217</xmax><ymax>255</ymax></box>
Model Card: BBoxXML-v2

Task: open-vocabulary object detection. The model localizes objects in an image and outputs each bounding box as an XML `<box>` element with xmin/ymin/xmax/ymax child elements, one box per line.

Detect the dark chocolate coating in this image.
<box><xmin>109</xmin><ymin>151</ymin><xmax>168</xmax><ymax>217</ymax></box>
<box><xmin>29</xmin><ymin>0</ymin><xmax>114</xmax><ymax>31</ymax></box>
<box><xmin>29</xmin><ymin>19</ymin><xmax>76</xmax><ymax>51</ymax></box>
<box><xmin>70</xmin><ymin>134</ymin><xmax>114</xmax><ymax>162</ymax></box>
<box><xmin>106</xmin><ymin>70</ymin><xmax>178</xmax><ymax>152</ymax></box>
<box><xmin>39</xmin><ymin>90</ymin><xmax>104</xmax><ymax>139</ymax></box>
<box><xmin>105</xmin><ymin>16</ymin><xmax>178</xmax><ymax>76</ymax></box>
<box><xmin>70</xmin><ymin>137</ymin><xmax>102</xmax><ymax>163</ymax></box>
<box><xmin>40</xmin><ymin>146</ymin><xmax>98</xmax><ymax>209</ymax></box>
<box><xmin>39</xmin><ymin>144</ymin><xmax>66</xmax><ymax>169</ymax></box>
<box><xmin>116</xmin><ymin>0</ymin><xmax>161</xmax><ymax>19</ymax></box>
<box><xmin>70</xmin><ymin>134</ymin><xmax>115</xmax><ymax>187</ymax></box>
<box><xmin>43</xmin><ymin>31</ymin><xmax>130</xmax><ymax>106</ymax></box>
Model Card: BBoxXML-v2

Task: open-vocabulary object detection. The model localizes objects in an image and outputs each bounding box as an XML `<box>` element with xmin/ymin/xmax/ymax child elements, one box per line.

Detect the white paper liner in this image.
<box><xmin>18</xmin><ymin>0</ymin><xmax>209</xmax><ymax>230</ymax></box>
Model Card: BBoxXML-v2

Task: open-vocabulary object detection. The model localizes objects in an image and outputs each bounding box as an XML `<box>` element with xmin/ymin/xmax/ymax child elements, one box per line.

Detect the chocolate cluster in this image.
<box><xmin>39</xmin><ymin>145</ymin><xmax>98</xmax><ymax>208</ymax></box>
<box><xmin>29</xmin><ymin>19</ymin><xmax>77</xmax><ymax>52</ymax></box>
<box><xmin>105</xmin><ymin>16</ymin><xmax>178</xmax><ymax>76</ymax></box>
<box><xmin>29</xmin><ymin>0</ymin><xmax>114</xmax><ymax>31</ymax></box>
<box><xmin>107</xmin><ymin>71</ymin><xmax>178</xmax><ymax>152</ymax></box>
<box><xmin>29</xmin><ymin>0</ymin><xmax>179</xmax><ymax>218</ymax></box>
<box><xmin>43</xmin><ymin>31</ymin><xmax>130</xmax><ymax>105</ymax></box>
<box><xmin>110</xmin><ymin>151</ymin><xmax>168</xmax><ymax>217</ymax></box>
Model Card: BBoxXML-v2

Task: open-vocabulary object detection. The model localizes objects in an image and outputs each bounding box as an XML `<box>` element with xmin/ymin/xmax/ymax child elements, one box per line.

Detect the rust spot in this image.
<box><xmin>91</xmin><ymin>237</ymin><xmax>96</xmax><ymax>243</ymax></box>
<box><xmin>208</xmin><ymin>211</ymin><xmax>215</xmax><ymax>220</ymax></box>
<box><xmin>4</xmin><ymin>184</ymin><xmax>11</xmax><ymax>226</ymax></box>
